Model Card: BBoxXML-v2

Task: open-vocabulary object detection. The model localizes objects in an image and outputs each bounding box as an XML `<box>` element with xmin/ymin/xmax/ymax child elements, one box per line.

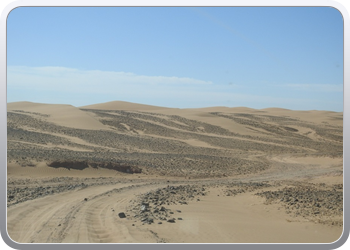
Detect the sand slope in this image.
<box><xmin>80</xmin><ymin>100</ymin><xmax>170</xmax><ymax>111</ymax></box>
<box><xmin>8</xmin><ymin>102</ymin><xmax>106</xmax><ymax>130</ymax></box>
<box><xmin>7</xmin><ymin>100</ymin><xmax>343</xmax><ymax>244</ymax></box>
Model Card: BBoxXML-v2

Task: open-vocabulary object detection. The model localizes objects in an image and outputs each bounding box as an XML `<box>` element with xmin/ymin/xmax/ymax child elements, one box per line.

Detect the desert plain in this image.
<box><xmin>6</xmin><ymin>101</ymin><xmax>343</xmax><ymax>243</ymax></box>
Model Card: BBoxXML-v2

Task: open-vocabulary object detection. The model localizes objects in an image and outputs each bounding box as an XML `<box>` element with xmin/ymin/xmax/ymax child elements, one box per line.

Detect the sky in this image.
<box><xmin>7</xmin><ymin>7</ymin><xmax>344</xmax><ymax>111</ymax></box>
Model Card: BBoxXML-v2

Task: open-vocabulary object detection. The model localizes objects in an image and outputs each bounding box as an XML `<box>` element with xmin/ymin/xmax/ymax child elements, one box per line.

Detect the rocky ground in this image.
<box><xmin>121</xmin><ymin>180</ymin><xmax>343</xmax><ymax>228</ymax></box>
<box><xmin>256</xmin><ymin>181</ymin><xmax>343</xmax><ymax>226</ymax></box>
<box><xmin>7</xmin><ymin>177</ymin><xmax>343</xmax><ymax>228</ymax></box>
<box><xmin>7</xmin><ymin>176</ymin><xmax>125</xmax><ymax>206</ymax></box>
<box><xmin>126</xmin><ymin>184</ymin><xmax>209</xmax><ymax>225</ymax></box>
<box><xmin>7</xmin><ymin>108</ymin><xmax>343</xmax><ymax>177</ymax></box>
<box><xmin>6</xmin><ymin>104</ymin><xmax>344</xmax><ymax>243</ymax></box>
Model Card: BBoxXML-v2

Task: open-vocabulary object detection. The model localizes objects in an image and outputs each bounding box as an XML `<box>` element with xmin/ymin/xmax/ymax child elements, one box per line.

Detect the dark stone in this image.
<box><xmin>142</xmin><ymin>202</ymin><xmax>150</xmax><ymax>207</ymax></box>
<box><xmin>118</xmin><ymin>212</ymin><xmax>126</xmax><ymax>218</ymax></box>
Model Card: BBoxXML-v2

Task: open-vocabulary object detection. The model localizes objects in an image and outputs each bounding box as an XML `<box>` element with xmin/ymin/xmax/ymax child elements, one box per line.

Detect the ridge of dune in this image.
<box><xmin>80</xmin><ymin>100</ymin><xmax>172</xmax><ymax>111</ymax></box>
<box><xmin>185</xmin><ymin>106</ymin><xmax>259</xmax><ymax>113</ymax></box>
<box><xmin>7</xmin><ymin>101</ymin><xmax>49</xmax><ymax>110</ymax></box>
<box><xmin>261</xmin><ymin>107</ymin><xmax>292</xmax><ymax>112</ymax></box>
<box><xmin>261</xmin><ymin>107</ymin><xmax>343</xmax><ymax>114</ymax></box>
<box><xmin>7</xmin><ymin>101</ymin><xmax>106</xmax><ymax>130</ymax></box>
<box><xmin>259</xmin><ymin>107</ymin><xmax>343</xmax><ymax>125</ymax></box>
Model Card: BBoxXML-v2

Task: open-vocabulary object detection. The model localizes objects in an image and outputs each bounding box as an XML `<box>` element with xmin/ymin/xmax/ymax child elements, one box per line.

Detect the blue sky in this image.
<box><xmin>7</xmin><ymin>7</ymin><xmax>343</xmax><ymax>111</ymax></box>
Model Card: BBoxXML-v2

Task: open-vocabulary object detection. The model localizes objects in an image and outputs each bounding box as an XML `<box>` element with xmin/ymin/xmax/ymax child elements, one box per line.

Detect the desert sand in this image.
<box><xmin>7</xmin><ymin>101</ymin><xmax>343</xmax><ymax>243</ymax></box>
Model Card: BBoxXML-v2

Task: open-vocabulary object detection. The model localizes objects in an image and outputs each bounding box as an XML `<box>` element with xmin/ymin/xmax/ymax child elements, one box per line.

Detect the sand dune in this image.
<box><xmin>7</xmin><ymin>100</ymin><xmax>343</xmax><ymax>244</ymax></box>
<box><xmin>8</xmin><ymin>101</ymin><xmax>106</xmax><ymax>130</ymax></box>
<box><xmin>188</xmin><ymin>106</ymin><xmax>262</xmax><ymax>113</ymax></box>
<box><xmin>80</xmin><ymin>100</ymin><xmax>171</xmax><ymax>111</ymax></box>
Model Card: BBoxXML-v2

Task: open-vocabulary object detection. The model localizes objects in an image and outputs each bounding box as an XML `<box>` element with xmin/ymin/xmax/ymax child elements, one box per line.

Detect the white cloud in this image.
<box><xmin>283</xmin><ymin>83</ymin><xmax>343</xmax><ymax>92</ymax></box>
<box><xmin>7</xmin><ymin>66</ymin><xmax>212</xmax><ymax>92</ymax></box>
<box><xmin>6</xmin><ymin>66</ymin><xmax>342</xmax><ymax>111</ymax></box>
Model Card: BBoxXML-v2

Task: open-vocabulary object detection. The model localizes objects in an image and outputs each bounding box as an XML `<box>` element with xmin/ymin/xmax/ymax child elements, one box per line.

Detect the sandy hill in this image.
<box><xmin>7</xmin><ymin>101</ymin><xmax>106</xmax><ymax>130</ymax></box>
<box><xmin>7</xmin><ymin>100</ymin><xmax>343</xmax><ymax>175</ymax></box>
<box><xmin>80</xmin><ymin>101</ymin><xmax>172</xmax><ymax>111</ymax></box>
<box><xmin>186</xmin><ymin>106</ymin><xmax>258</xmax><ymax>113</ymax></box>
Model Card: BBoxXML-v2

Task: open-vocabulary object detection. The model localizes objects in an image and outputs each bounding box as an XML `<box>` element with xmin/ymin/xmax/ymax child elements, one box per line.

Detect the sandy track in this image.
<box><xmin>7</xmin><ymin>182</ymin><xmax>166</xmax><ymax>243</ymax></box>
<box><xmin>7</xmin><ymin>177</ymin><xmax>343</xmax><ymax>244</ymax></box>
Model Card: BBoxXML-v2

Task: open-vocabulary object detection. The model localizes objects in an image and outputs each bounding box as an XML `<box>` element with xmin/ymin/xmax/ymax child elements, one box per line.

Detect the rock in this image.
<box><xmin>84</xmin><ymin>198</ymin><xmax>88</xmax><ymax>201</ymax></box>
<box><xmin>118</xmin><ymin>212</ymin><xmax>126</xmax><ymax>218</ymax></box>
<box><xmin>142</xmin><ymin>202</ymin><xmax>150</xmax><ymax>207</ymax></box>
<box><xmin>167</xmin><ymin>218</ymin><xmax>176</xmax><ymax>223</ymax></box>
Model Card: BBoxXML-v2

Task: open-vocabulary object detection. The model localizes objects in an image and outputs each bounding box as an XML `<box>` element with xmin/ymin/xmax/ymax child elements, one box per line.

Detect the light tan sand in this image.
<box><xmin>152</xmin><ymin>189</ymin><xmax>342</xmax><ymax>243</ymax></box>
<box><xmin>6</xmin><ymin>177</ymin><xmax>343</xmax><ymax>243</ymax></box>
<box><xmin>261</xmin><ymin>108</ymin><xmax>343</xmax><ymax>126</ymax></box>
<box><xmin>8</xmin><ymin>102</ymin><xmax>106</xmax><ymax>130</ymax></box>
<box><xmin>7</xmin><ymin>100</ymin><xmax>343</xmax><ymax>244</ymax></box>
<box><xmin>80</xmin><ymin>100</ymin><xmax>170</xmax><ymax>111</ymax></box>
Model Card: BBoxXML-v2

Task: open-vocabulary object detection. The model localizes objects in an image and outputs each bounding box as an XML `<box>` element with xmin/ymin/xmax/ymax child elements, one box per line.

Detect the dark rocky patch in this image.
<box><xmin>224</xmin><ymin>182</ymin><xmax>272</xmax><ymax>196</ymax></box>
<box><xmin>47</xmin><ymin>160</ymin><xmax>142</xmax><ymax>174</ymax></box>
<box><xmin>255</xmin><ymin>183</ymin><xmax>343</xmax><ymax>226</ymax></box>
<box><xmin>127</xmin><ymin>184</ymin><xmax>208</xmax><ymax>224</ymax></box>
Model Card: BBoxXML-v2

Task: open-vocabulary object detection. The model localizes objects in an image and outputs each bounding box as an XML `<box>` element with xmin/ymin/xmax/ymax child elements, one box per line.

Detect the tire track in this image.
<box><xmin>7</xmin><ymin>182</ymin><xmax>165</xmax><ymax>243</ymax></box>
